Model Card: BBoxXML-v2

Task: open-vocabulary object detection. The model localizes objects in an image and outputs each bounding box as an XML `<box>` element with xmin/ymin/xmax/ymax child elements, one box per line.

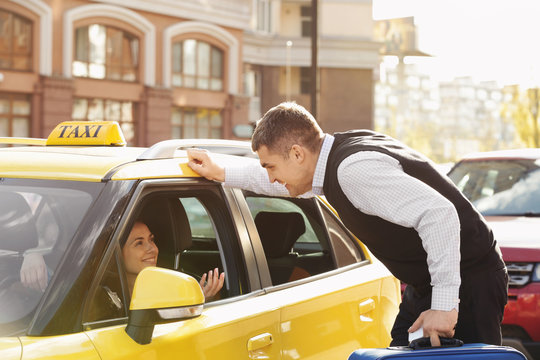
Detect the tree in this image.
<box><xmin>501</xmin><ymin>86</ymin><xmax>540</xmax><ymax>147</ymax></box>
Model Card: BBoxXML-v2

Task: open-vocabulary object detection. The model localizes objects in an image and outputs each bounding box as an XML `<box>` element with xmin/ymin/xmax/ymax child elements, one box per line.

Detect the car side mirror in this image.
<box><xmin>125</xmin><ymin>267</ymin><xmax>204</xmax><ymax>345</ymax></box>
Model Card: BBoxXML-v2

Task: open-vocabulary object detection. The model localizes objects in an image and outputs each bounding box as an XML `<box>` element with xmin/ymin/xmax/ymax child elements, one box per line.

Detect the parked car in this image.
<box><xmin>447</xmin><ymin>148</ymin><xmax>540</xmax><ymax>360</ymax></box>
<box><xmin>0</xmin><ymin>121</ymin><xmax>400</xmax><ymax>360</ymax></box>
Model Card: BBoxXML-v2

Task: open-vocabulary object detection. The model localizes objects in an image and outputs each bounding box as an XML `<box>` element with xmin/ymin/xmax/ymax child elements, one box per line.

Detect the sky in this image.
<box><xmin>372</xmin><ymin>0</ymin><xmax>540</xmax><ymax>87</ymax></box>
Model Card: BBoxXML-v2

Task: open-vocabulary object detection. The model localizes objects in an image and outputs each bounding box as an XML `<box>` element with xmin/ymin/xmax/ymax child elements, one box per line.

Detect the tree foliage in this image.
<box><xmin>501</xmin><ymin>86</ymin><xmax>540</xmax><ymax>147</ymax></box>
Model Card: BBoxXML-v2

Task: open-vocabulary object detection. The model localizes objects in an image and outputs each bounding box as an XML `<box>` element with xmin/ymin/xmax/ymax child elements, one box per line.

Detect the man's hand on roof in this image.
<box><xmin>187</xmin><ymin>148</ymin><xmax>226</xmax><ymax>182</ymax></box>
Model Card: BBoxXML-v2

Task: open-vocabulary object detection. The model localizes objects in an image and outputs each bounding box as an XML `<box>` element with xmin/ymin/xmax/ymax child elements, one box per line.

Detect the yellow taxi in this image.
<box><xmin>0</xmin><ymin>121</ymin><xmax>400</xmax><ymax>359</ymax></box>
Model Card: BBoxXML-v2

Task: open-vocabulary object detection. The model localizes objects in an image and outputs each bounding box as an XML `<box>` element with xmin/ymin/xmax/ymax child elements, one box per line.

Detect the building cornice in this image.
<box><xmin>243</xmin><ymin>33</ymin><xmax>382</xmax><ymax>69</ymax></box>
<box><xmin>92</xmin><ymin>0</ymin><xmax>251</xmax><ymax>30</ymax></box>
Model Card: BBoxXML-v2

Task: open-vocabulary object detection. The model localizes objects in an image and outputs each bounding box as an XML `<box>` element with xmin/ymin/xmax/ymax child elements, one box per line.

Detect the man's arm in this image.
<box><xmin>187</xmin><ymin>148</ymin><xmax>290</xmax><ymax>196</ymax></box>
<box><xmin>338</xmin><ymin>151</ymin><xmax>461</xmax><ymax>346</ymax></box>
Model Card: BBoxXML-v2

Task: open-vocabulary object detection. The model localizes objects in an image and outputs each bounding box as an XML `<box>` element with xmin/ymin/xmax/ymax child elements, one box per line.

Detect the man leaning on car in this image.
<box><xmin>187</xmin><ymin>101</ymin><xmax>508</xmax><ymax>347</ymax></box>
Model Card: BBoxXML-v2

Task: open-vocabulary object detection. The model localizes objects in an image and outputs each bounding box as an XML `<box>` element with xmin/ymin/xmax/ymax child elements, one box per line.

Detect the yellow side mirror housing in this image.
<box><xmin>130</xmin><ymin>267</ymin><xmax>204</xmax><ymax>310</ymax></box>
<box><xmin>126</xmin><ymin>267</ymin><xmax>204</xmax><ymax>345</ymax></box>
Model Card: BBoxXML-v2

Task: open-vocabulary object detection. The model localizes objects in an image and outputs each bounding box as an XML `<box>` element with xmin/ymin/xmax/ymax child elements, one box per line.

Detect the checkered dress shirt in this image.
<box><xmin>225</xmin><ymin>134</ymin><xmax>461</xmax><ymax>311</ymax></box>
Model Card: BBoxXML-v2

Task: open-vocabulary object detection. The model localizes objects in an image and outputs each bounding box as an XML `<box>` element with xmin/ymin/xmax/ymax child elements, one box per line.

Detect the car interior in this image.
<box><xmin>137</xmin><ymin>195</ymin><xmax>223</xmax><ymax>286</ymax></box>
<box><xmin>87</xmin><ymin>187</ymin><xmax>363</xmax><ymax>326</ymax></box>
<box><xmin>246</xmin><ymin>194</ymin><xmax>336</xmax><ymax>284</ymax></box>
<box><xmin>254</xmin><ymin>211</ymin><xmax>311</xmax><ymax>285</ymax></box>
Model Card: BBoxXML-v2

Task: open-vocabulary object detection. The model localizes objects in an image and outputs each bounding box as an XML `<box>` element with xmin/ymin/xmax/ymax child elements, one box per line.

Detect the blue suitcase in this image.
<box><xmin>348</xmin><ymin>338</ymin><xmax>527</xmax><ymax>360</ymax></box>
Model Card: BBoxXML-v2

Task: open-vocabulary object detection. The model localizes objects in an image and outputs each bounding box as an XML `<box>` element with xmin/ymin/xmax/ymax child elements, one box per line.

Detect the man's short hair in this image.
<box><xmin>251</xmin><ymin>102</ymin><xmax>323</xmax><ymax>157</ymax></box>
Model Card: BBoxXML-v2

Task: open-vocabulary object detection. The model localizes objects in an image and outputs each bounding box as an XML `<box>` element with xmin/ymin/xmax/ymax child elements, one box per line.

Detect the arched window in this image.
<box><xmin>172</xmin><ymin>40</ymin><xmax>223</xmax><ymax>91</ymax></box>
<box><xmin>0</xmin><ymin>10</ymin><xmax>32</xmax><ymax>71</ymax></box>
<box><xmin>72</xmin><ymin>24</ymin><xmax>139</xmax><ymax>81</ymax></box>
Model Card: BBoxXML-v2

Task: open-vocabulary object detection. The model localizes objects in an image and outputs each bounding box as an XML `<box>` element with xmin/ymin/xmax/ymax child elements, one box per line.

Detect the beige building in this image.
<box><xmin>0</xmin><ymin>0</ymin><xmax>379</xmax><ymax>146</ymax></box>
<box><xmin>245</xmin><ymin>0</ymin><xmax>380</xmax><ymax>133</ymax></box>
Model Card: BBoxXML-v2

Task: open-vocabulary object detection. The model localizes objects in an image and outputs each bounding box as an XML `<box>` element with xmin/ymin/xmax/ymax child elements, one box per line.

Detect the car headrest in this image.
<box><xmin>169</xmin><ymin>198</ymin><xmax>192</xmax><ymax>253</ymax></box>
<box><xmin>0</xmin><ymin>192</ymin><xmax>39</xmax><ymax>252</ymax></box>
<box><xmin>138</xmin><ymin>197</ymin><xmax>171</xmax><ymax>248</ymax></box>
<box><xmin>254</xmin><ymin>211</ymin><xmax>305</xmax><ymax>259</ymax></box>
<box><xmin>138</xmin><ymin>197</ymin><xmax>192</xmax><ymax>269</ymax></box>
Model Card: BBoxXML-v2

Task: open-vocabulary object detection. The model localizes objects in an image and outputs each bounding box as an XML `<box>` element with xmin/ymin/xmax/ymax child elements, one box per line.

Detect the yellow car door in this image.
<box><xmin>84</xmin><ymin>187</ymin><xmax>282</xmax><ymax>359</ymax></box>
<box><xmin>85</xmin><ymin>295</ymin><xmax>282</xmax><ymax>360</ymax></box>
<box><xmin>273</xmin><ymin>261</ymin><xmax>397</xmax><ymax>359</ymax></box>
<box><xmin>19</xmin><ymin>334</ymin><xmax>101</xmax><ymax>360</ymax></box>
<box><xmin>241</xmin><ymin>194</ymin><xmax>400</xmax><ymax>359</ymax></box>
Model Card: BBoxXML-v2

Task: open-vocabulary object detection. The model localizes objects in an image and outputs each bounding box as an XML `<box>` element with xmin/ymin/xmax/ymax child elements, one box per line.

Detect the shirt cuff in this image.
<box><xmin>431</xmin><ymin>285</ymin><xmax>460</xmax><ymax>311</ymax></box>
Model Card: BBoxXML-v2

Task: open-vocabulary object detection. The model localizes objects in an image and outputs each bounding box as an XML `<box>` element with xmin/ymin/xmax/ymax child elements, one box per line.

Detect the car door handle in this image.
<box><xmin>358</xmin><ymin>298</ymin><xmax>376</xmax><ymax>315</ymax></box>
<box><xmin>247</xmin><ymin>332</ymin><xmax>273</xmax><ymax>352</ymax></box>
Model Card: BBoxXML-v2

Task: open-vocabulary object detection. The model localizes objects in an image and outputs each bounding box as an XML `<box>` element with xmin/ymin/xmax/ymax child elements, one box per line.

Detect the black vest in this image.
<box><xmin>323</xmin><ymin>130</ymin><xmax>503</xmax><ymax>289</ymax></box>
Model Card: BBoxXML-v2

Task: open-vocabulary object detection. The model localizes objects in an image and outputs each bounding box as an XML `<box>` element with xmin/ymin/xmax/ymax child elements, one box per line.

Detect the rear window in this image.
<box><xmin>0</xmin><ymin>179</ymin><xmax>103</xmax><ymax>336</ymax></box>
<box><xmin>448</xmin><ymin>159</ymin><xmax>540</xmax><ymax>216</ymax></box>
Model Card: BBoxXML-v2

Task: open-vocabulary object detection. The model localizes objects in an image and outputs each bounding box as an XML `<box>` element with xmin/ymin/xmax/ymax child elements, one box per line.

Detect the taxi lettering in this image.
<box><xmin>58</xmin><ymin>125</ymin><xmax>103</xmax><ymax>138</ymax></box>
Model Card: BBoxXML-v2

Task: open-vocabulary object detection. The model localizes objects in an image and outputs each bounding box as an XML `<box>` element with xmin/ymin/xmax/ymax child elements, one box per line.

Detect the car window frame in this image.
<box><xmin>317</xmin><ymin>198</ymin><xmax>366</xmax><ymax>265</ymax></box>
<box><xmin>82</xmin><ymin>244</ymin><xmax>130</xmax><ymax>330</ymax></box>
<box><xmin>232</xmin><ymin>190</ymin><xmax>369</xmax><ymax>290</ymax></box>
<box><xmin>82</xmin><ymin>178</ymin><xmax>261</xmax><ymax>330</ymax></box>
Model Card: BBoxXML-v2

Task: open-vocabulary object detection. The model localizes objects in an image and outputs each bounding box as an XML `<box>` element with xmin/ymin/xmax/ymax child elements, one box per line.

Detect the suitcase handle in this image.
<box><xmin>409</xmin><ymin>337</ymin><xmax>464</xmax><ymax>350</ymax></box>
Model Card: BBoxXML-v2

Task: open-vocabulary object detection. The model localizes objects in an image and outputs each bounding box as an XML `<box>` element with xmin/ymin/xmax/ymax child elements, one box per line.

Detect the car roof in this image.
<box><xmin>460</xmin><ymin>148</ymin><xmax>540</xmax><ymax>161</ymax></box>
<box><xmin>0</xmin><ymin>121</ymin><xmax>254</xmax><ymax>182</ymax></box>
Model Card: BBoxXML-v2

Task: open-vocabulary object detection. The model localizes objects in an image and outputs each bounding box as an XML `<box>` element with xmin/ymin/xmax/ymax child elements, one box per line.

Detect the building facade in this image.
<box><xmin>375</xmin><ymin>57</ymin><xmax>515</xmax><ymax>162</ymax></box>
<box><xmin>245</xmin><ymin>0</ymin><xmax>380</xmax><ymax>133</ymax></box>
<box><xmin>0</xmin><ymin>0</ymin><xmax>379</xmax><ymax>146</ymax></box>
<box><xmin>438</xmin><ymin>77</ymin><xmax>514</xmax><ymax>158</ymax></box>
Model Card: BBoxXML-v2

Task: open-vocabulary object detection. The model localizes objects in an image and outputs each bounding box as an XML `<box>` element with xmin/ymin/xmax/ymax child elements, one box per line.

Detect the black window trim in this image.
<box><xmin>233</xmin><ymin>190</ymin><xmax>369</xmax><ymax>290</ymax></box>
<box><xmin>228</xmin><ymin>188</ymin><xmax>272</xmax><ymax>288</ymax></box>
<box><xmin>316</xmin><ymin>198</ymin><xmax>366</xmax><ymax>263</ymax></box>
<box><xmin>81</xmin><ymin>178</ymin><xmax>260</xmax><ymax>329</ymax></box>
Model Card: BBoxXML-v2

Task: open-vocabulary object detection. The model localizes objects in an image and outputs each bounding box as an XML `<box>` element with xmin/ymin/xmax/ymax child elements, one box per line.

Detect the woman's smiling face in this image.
<box><xmin>122</xmin><ymin>221</ymin><xmax>159</xmax><ymax>277</ymax></box>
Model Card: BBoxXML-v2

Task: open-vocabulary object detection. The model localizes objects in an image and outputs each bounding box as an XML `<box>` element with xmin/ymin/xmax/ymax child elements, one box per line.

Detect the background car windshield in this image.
<box><xmin>0</xmin><ymin>179</ymin><xmax>103</xmax><ymax>336</ymax></box>
<box><xmin>448</xmin><ymin>159</ymin><xmax>540</xmax><ymax>216</ymax></box>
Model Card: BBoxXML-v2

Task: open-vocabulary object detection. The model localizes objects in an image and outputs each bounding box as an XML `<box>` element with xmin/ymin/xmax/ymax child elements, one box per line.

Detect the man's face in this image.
<box><xmin>257</xmin><ymin>145</ymin><xmax>313</xmax><ymax>197</ymax></box>
<box><xmin>122</xmin><ymin>222</ymin><xmax>159</xmax><ymax>276</ymax></box>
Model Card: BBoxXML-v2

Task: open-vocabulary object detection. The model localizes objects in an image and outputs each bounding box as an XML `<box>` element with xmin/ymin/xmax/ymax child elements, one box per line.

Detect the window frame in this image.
<box><xmin>171</xmin><ymin>106</ymin><xmax>223</xmax><ymax>139</ymax></box>
<box><xmin>0</xmin><ymin>9</ymin><xmax>33</xmax><ymax>71</ymax></box>
<box><xmin>318</xmin><ymin>199</ymin><xmax>366</xmax><ymax>267</ymax></box>
<box><xmin>82</xmin><ymin>179</ymin><xmax>254</xmax><ymax>330</ymax></box>
<box><xmin>300</xmin><ymin>5</ymin><xmax>312</xmax><ymax>38</ymax></box>
<box><xmin>300</xmin><ymin>67</ymin><xmax>312</xmax><ymax>95</ymax></box>
<box><xmin>171</xmin><ymin>39</ymin><xmax>224</xmax><ymax>91</ymax></box>
<box><xmin>72</xmin><ymin>24</ymin><xmax>139</xmax><ymax>82</ymax></box>
<box><xmin>234</xmin><ymin>190</ymin><xmax>368</xmax><ymax>289</ymax></box>
<box><xmin>254</xmin><ymin>0</ymin><xmax>272</xmax><ymax>33</ymax></box>
<box><xmin>0</xmin><ymin>92</ymin><xmax>31</xmax><ymax>138</ymax></box>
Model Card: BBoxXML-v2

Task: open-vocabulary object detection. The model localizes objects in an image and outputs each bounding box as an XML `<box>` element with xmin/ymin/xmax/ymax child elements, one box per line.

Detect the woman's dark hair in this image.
<box><xmin>120</xmin><ymin>218</ymin><xmax>148</xmax><ymax>248</ymax></box>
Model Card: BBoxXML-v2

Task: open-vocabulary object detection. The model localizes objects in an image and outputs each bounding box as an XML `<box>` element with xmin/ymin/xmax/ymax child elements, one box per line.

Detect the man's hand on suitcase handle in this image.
<box><xmin>408</xmin><ymin>309</ymin><xmax>458</xmax><ymax>347</ymax></box>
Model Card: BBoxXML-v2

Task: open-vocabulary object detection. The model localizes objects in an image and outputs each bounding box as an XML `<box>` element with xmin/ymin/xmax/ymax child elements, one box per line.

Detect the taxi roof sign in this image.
<box><xmin>46</xmin><ymin>121</ymin><xmax>126</xmax><ymax>146</ymax></box>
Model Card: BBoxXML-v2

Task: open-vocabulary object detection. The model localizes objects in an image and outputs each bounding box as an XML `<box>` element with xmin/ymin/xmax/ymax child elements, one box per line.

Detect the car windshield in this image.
<box><xmin>448</xmin><ymin>159</ymin><xmax>540</xmax><ymax>216</ymax></box>
<box><xmin>0</xmin><ymin>179</ymin><xmax>104</xmax><ymax>336</ymax></box>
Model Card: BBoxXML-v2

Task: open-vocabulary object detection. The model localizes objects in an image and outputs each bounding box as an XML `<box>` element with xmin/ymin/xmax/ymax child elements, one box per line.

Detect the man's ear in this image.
<box><xmin>290</xmin><ymin>144</ymin><xmax>305</xmax><ymax>162</ymax></box>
